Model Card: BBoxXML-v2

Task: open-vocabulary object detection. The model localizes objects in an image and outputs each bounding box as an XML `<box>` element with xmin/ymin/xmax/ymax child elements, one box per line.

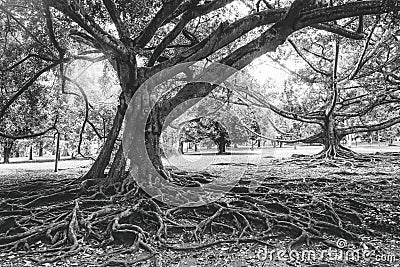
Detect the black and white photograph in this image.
<box><xmin>0</xmin><ymin>0</ymin><xmax>400</xmax><ymax>266</ymax></box>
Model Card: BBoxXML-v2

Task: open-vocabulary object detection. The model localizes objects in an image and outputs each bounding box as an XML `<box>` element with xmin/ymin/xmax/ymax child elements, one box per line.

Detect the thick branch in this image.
<box><xmin>148</xmin><ymin>0</ymin><xmax>235</xmax><ymax>66</ymax></box>
<box><xmin>341</xmin><ymin>115</ymin><xmax>400</xmax><ymax>135</ymax></box>
<box><xmin>134</xmin><ymin>0</ymin><xmax>182</xmax><ymax>48</ymax></box>
<box><xmin>48</xmin><ymin>0</ymin><xmax>126</xmax><ymax>55</ymax></box>
<box><xmin>102</xmin><ymin>0</ymin><xmax>130</xmax><ymax>43</ymax></box>
<box><xmin>312</xmin><ymin>23</ymin><xmax>364</xmax><ymax>40</ymax></box>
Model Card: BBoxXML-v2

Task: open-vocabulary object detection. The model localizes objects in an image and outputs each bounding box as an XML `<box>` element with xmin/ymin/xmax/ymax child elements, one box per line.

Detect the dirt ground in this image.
<box><xmin>0</xmin><ymin>145</ymin><xmax>399</xmax><ymax>267</ymax></box>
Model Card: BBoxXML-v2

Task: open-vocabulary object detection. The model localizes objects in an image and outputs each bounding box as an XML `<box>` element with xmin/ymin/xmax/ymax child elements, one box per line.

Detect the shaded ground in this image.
<box><xmin>0</xmin><ymin>146</ymin><xmax>399</xmax><ymax>266</ymax></box>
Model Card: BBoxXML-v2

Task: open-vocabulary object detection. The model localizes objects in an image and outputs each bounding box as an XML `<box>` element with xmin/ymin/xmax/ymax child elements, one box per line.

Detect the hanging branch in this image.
<box><xmin>0</xmin><ymin>117</ymin><xmax>58</xmax><ymax>140</ymax></box>
<box><xmin>63</xmin><ymin>76</ymin><xmax>92</xmax><ymax>159</ymax></box>
<box><xmin>0</xmin><ymin>60</ymin><xmax>64</xmax><ymax>120</ymax></box>
<box><xmin>325</xmin><ymin>38</ymin><xmax>340</xmax><ymax>118</ymax></box>
<box><xmin>43</xmin><ymin>1</ymin><xmax>67</xmax><ymax>97</ymax></box>
<box><xmin>349</xmin><ymin>15</ymin><xmax>380</xmax><ymax>79</ymax></box>
<box><xmin>0</xmin><ymin>6</ymin><xmax>54</xmax><ymax>55</ymax></box>
<box><xmin>288</xmin><ymin>39</ymin><xmax>331</xmax><ymax>77</ymax></box>
<box><xmin>1</xmin><ymin>54</ymin><xmax>54</xmax><ymax>72</ymax></box>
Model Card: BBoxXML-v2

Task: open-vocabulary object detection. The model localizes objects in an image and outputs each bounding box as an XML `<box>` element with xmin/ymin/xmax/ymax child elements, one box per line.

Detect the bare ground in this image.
<box><xmin>0</xmin><ymin>147</ymin><xmax>399</xmax><ymax>267</ymax></box>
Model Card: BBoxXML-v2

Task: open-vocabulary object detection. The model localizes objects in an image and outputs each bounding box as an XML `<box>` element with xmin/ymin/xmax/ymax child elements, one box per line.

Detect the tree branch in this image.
<box><xmin>341</xmin><ymin>115</ymin><xmax>400</xmax><ymax>135</ymax></box>
<box><xmin>0</xmin><ymin>60</ymin><xmax>63</xmax><ymax>120</ymax></box>
<box><xmin>0</xmin><ymin>119</ymin><xmax>57</xmax><ymax>140</ymax></box>
<box><xmin>48</xmin><ymin>0</ymin><xmax>127</xmax><ymax>55</ymax></box>
<box><xmin>134</xmin><ymin>0</ymin><xmax>183</xmax><ymax>48</ymax></box>
<box><xmin>288</xmin><ymin>39</ymin><xmax>330</xmax><ymax>77</ymax></box>
<box><xmin>148</xmin><ymin>0</ymin><xmax>235</xmax><ymax>66</ymax></box>
<box><xmin>325</xmin><ymin>38</ymin><xmax>340</xmax><ymax>118</ymax></box>
<box><xmin>312</xmin><ymin>23</ymin><xmax>364</xmax><ymax>40</ymax></box>
<box><xmin>102</xmin><ymin>0</ymin><xmax>130</xmax><ymax>43</ymax></box>
<box><xmin>1</xmin><ymin>54</ymin><xmax>54</xmax><ymax>72</ymax></box>
<box><xmin>349</xmin><ymin>15</ymin><xmax>380</xmax><ymax>79</ymax></box>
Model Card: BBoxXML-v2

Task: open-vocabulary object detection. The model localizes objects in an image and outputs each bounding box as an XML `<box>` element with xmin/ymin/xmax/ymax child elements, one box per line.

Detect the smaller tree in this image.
<box><xmin>180</xmin><ymin>117</ymin><xmax>231</xmax><ymax>154</ymax></box>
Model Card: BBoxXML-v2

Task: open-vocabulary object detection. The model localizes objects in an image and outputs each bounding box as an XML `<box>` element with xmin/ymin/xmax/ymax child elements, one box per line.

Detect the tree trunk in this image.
<box><xmin>217</xmin><ymin>139</ymin><xmax>226</xmax><ymax>154</ymax></box>
<box><xmin>38</xmin><ymin>141</ymin><xmax>44</xmax><ymax>157</ymax></box>
<box><xmin>83</xmin><ymin>108</ymin><xmax>125</xmax><ymax>179</ymax></box>
<box><xmin>3</xmin><ymin>140</ymin><xmax>13</xmax><ymax>164</ymax></box>
<box><xmin>179</xmin><ymin>141</ymin><xmax>184</xmax><ymax>154</ymax></box>
<box><xmin>146</xmin><ymin>131</ymin><xmax>163</xmax><ymax>172</ymax></box>
<box><xmin>55</xmin><ymin>132</ymin><xmax>60</xmax><ymax>172</ymax></box>
<box><xmin>29</xmin><ymin>146</ymin><xmax>33</xmax><ymax>161</ymax></box>
<box><xmin>318</xmin><ymin>116</ymin><xmax>355</xmax><ymax>158</ymax></box>
<box><xmin>105</xmin><ymin>144</ymin><xmax>127</xmax><ymax>186</ymax></box>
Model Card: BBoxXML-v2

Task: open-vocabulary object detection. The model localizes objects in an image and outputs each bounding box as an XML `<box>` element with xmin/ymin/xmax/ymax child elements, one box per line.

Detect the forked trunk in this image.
<box><xmin>84</xmin><ymin>109</ymin><xmax>125</xmax><ymax>179</ymax></box>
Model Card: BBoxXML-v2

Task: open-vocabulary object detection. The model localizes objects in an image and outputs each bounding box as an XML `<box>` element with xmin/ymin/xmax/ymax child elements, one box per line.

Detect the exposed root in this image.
<box><xmin>0</xmin><ymin>159</ymin><xmax>399</xmax><ymax>265</ymax></box>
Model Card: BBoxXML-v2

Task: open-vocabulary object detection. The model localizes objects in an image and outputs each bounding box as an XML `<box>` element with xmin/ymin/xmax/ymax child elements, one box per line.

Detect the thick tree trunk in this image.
<box><xmin>3</xmin><ymin>140</ymin><xmax>13</xmax><ymax>163</ymax></box>
<box><xmin>318</xmin><ymin>116</ymin><xmax>356</xmax><ymax>158</ymax></box>
<box><xmin>105</xmin><ymin>144</ymin><xmax>127</xmax><ymax>186</ymax></box>
<box><xmin>146</xmin><ymin>131</ymin><xmax>163</xmax><ymax>171</ymax></box>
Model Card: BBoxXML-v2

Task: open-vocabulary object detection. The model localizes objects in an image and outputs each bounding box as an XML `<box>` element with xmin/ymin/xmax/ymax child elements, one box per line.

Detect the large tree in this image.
<box><xmin>2</xmin><ymin>1</ymin><xmax>400</xmax><ymax>262</ymax></box>
<box><xmin>1</xmin><ymin>0</ymin><xmax>399</xmax><ymax>176</ymax></box>
<box><xmin>235</xmin><ymin>14</ymin><xmax>400</xmax><ymax>158</ymax></box>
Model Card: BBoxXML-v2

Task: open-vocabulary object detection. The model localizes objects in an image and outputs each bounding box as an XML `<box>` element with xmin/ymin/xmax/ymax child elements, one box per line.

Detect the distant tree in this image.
<box><xmin>180</xmin><ymin>117</ymin><xmax>231</xmax><ymax>154</ymax></box>
<box><xmin>238</xmin><ymin>15</ymin><xmax>400</xmax><ymax>158</ymax></box>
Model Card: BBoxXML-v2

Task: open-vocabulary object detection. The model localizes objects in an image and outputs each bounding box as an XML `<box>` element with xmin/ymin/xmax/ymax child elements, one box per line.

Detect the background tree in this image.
<box><xmin>233</xmin><ymin>13</ymin><xmax>400</xmax><ymax>158</ymax></box>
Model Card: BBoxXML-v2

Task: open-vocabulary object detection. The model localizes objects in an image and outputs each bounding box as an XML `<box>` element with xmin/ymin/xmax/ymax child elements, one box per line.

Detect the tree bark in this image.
<box><xmin>38</xmin><ymin>141</ymin><xmax>44</xmax><ymax>157</ymax></box>
<box><xmin>146</xmin><ymin>131</ymin><xmax>163</xmax><ymax>171</ymax></box>
<box><xmin>318</xmin><ymin>116</ymin><xmax>352</xmax><ymax>158</ymax></box>
<box><xmin>179</xmin><ymin>141</ymin><xmax>184</xmax><ymax>154</ymax></box>
<box><xmin>105</xmin><ymin>144</ymin><xmax>127</xmax><ymax>186</ymax></box>
<box><xmin>84</xmin><ymin>108</ymin><xmax>125</xmax><ymax>179</ymax></box>
<box><xmin>29</xmin><ymin>146</ymin><xmax>33</xmax><ymax>161</ymax></box>
<box><xmin>3</xmin><ymin>140</ymin><xmax>13</xmax><ymax>163</ymax></box>
<box><xmin>216</xmin><ymin>139</ymin><xmax>226</xmax><ymax>154</ymax></box>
